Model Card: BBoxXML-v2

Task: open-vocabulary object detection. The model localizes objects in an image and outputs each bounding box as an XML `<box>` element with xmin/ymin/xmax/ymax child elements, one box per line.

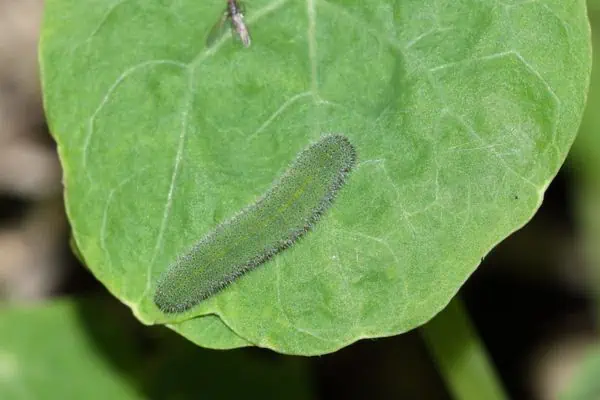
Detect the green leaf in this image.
<box><xmin>40</xmin><ymin>0</ymin><xmax>591</xmax><ymax>355</ymax></box>
<box><xmin>0</xmin><ymin>299</ymin><xmax>143</xmax><ymax>399</ymax></box>
<box><xmin>167</xmin><ymin>314</ymin><xmax>252</xmax><ymax>350</ymax></box>
<box><xmin>0</xmin><ymin>297</ymin><xmax>313</xmax><ymax>399</ymax></box>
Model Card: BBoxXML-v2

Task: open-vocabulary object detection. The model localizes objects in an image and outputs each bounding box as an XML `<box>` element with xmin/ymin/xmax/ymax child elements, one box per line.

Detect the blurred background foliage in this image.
<box><xmin>1</xmin><ymin>0</ymin><xmax>600</xmax><ymax>399</ymax></box>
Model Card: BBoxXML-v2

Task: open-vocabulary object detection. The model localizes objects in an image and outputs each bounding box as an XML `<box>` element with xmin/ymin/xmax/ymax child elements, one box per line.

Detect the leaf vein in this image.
<box><xmin>83</xmin><ymin>60</ymin><xmax>186</xmax><ymax>179</ymax></box>
<box><xmin>143</xmin><ymin>71</ymin><xmax>195</xmax><ymax>297</ymax></box>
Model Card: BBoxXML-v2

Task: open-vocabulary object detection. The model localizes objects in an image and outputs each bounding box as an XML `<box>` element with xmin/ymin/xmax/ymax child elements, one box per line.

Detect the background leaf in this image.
<box><xmin>40</xmin><ymin>0</ymin><xmax>591</xmax><ymax>354</ymax></box>
<box><xmin>0</xmin><ymin>297</ymin><xmax>312</xmax><ymax>399</ymax></box>
<box><xmin>0</xmin><ymin>298</ymin><xmax>143</xmax><ymax>399</ymax></box>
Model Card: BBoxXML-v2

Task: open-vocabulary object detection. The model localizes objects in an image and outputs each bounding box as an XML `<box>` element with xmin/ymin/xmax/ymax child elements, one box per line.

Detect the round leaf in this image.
<box><xmin>40</xmin><ymin>0</ymin><xmax>591</xmax><ymax>354</ymax></box>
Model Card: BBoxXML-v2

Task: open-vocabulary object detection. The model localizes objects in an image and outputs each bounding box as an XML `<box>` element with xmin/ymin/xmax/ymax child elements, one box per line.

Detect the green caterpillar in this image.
<box><xmin>154</xmin><ymin>134</ymin><xmax>357</xmax><ymax>314</ymax></box>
